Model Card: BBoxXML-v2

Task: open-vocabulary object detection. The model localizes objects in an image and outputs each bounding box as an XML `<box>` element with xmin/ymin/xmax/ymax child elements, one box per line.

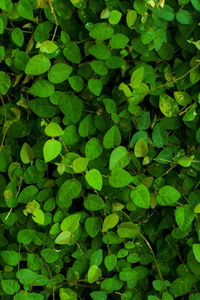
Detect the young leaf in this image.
<box><xmin>89</xmin><ymin>23</ymin><xmax>114</xmax><ymax>40</ymax></box>
<box><xmin>130</xmin><ymin>67</ymin><xmax>144</xmax><ymax>89</ymax></box>
<box><xmin>60</xmin><ymin>214</ymin><xmax>81</xmax><ymax>233</ymax></box>
<box><xmin>72</xmin><ymin>157</ymin><xmax>89</xmax><ymax>173</ymax></box>
<box><xmin>85</xmin><ymin>169</ymin><xmax>103</xmax><ymax>191</ymax></box>
<box><xmin>48</xmin><ymin>63</ymin><xmax>73</xmax><ymax>84</ymax></box>
<box><xmin>192</xmin><ymin>244</ymin><xmax>200</xmax><ymax>263</ymax></box>
<box><xmin>103</xmin><ymin>125</ymin><xmax>121</xmax><ymax>149</ymax></box>
<box><xmin>104</xmin><ymin>254</ymin><xmax>117</xmax><ymax>271</ymax></box>
<box><xmin>43</xmin><ymin>139</ymin><xmax>62</xmax><ymax>162</ymax></box>
<box><xmin>134</xmin><ymin>139</ymin><xmax>148</xmax><ymax>158</ymax></box>
<box><xmin>55</xmin><ymin>231</ymin><xmax>72</xmax><ymax>244</ymax></box>
<box><xmin>109</xmin><ymin>168</ymin><xmax>132</xmax><ymax>188</ymax></box>
<box><xmin>20</xmin><ymin>143</ymin><xmax>34</xmax><ymax>164</ymax></box>
<box><xmin>156</xmin><ymin>185</ymin><xmax>181</xmax><ymax>206</ymax></box>
<box><xmin>102</xmin><ymin>213</ymin><xmax>119</xmax><ymax>232</ymax></box>
<box><xmin>45</xmin><ymin>123</ymin><xmax>64</xmax><ymax>137</ymax></box>
<box><xmin>88</xmin><ymin>265</ymin><xmax>102</xmax><ymax>283</ymax></box>
<box><xmin>159</xmin><ymin>94</ymin><xmax>179</xmax><ymax>117</ymax></box>
<box><xmin>109</xmin><ymin>146</ymin><xmax>130</xmax><ymax>170</ymax></box>
<box><xmin>130</xmin><ymin>184</ymin><xmax>150</xmax><ymax>209</ymax></box>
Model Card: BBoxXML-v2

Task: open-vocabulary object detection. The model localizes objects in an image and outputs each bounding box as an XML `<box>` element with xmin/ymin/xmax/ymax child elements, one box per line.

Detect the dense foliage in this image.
<box><xmin>1</xmin><ymin>0</ymin><xmax>200</xmax><ymax>299</ymax></box>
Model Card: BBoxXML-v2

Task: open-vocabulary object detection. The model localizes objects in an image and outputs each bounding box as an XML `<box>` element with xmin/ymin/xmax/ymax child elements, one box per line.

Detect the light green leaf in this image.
<box><xmin>57</xmin><ymin>179</ymin><xmax>82</xmax><ymax>209</ymax></box>
<box><xmin>17</xmin><ymin>0</ymin><xmax>34</xmax><ymax>20</ymax></box>
<box><xmin>32</xmin><ymin>208</ymin><xmax>45</xmax><ymax>225</ymax></box>
<box><xmin>174</xmin><ymin>91</ymin><xmax>192</xmax><ymax>106</ymax></box>
<box><xmin>43</xmin><ymin>139</ymin><xmax>62</xmax><ymax>162</ymax></box>
<box><xmin>20</xmin><ymin>142</ymin><xmax>34</xmax><ymax>164</ymax></box>
<box><xmin>85</xmin><ymin>138</ymin><xmax>103</xmax><ymax>160</ymax></box>
<box><xmin>59</xmin><ymin>94</ymin><xmax>82</xmax><ymax>123</ymax></box>
<box><xmin>159</xmin><ymin>94</ymin><xmax>179</xmax><ymax>117</ymax></box>
<box><xmin>89</xmin><ymin>22</ymin><xmax>114</xmax><ymax>40</ymax></box>
<box><xmin>175</xmin><ymin>205</ymin><xmax>195</xmax><ymax>231</ymax></box>
<box><xmin>68</xmin><ymin>75</ymin><xmax>84</xmax><ymax>92</ymax></box>
<box><xmin>134</xmin><ymin>139</ymin><xmax>148</xmax><ymax>158</ymax></box>
<box><xmin>45</xmin><ymin>123</ymin><xmax>64</xmax><ymax>137</ymax></box>
<box><xmin>191</xmin><ymin>0</ymin><xmax>200</xmax><ymax>11</ymax></box>
<box><xmin>126</xmin><ymin>10</ymin><xmax>137</xmax><ymax>27</ymax></box>
<box><xmin>102</xmin><ymin>213</ymin><xmax>119</xmax><ymax>232</ymax></box>
<box><xmin>178</xmin><ymin>155</ymin><xmax>194</xmax><ymax>167</ymax></box>
<box><xmin>60</xmin><ymin>214</ymin><xmax>81</xmax><ymax>233</ymax></box>
<box><xmin>130</xmin><ymin>184</ymin><xmax>150</xmax><ymax>209</ymax></box>
<box><xmin>109</xmin><ymin>168</ymin><xmax>132</xmax><ymax>188</ymax></box>
<box><xmin>192</xmin><ymin>244</ymin><xmax>200</xmax><ymax>263</ymax></box>
<box><xmin>90</xmin><ymin>60</ymin><xmax>108</xmax><ymax>76</ymax></box>
<box><xmin>30</xmin><ymin>79</ymin><xmax>55</xmax><ymax>98</ymax></box>
<box><xmin>109</xmin><ymin>10</ymin><xmax>122</xmax><ymax>25</ymax></box>
<box><xmin>48</xmin><ymin>63</ymin><xmax>73</xmax><ymax>84</ymax></box>
<box><xmin>85</xmin><ymin>169</ymin><xmax>103</xmax><ymax>191</ymax></box>
<box><xmin>16</xmin><ymin>268</ymin><xmax>37</xmax><ymax>284</ymax></box>
<box><xmin>130</xmin><ymin>67</ymin><xmax>144</xmax><ymax>89</ymax></box>
<box><xmin>109</xmin><ymin>146</ymin><xmax>130</xmax><ymax>170</ymax></box>
<box><xmin>78</xmin><ymin>114</ymin><xmax>95</xmax><ymax>137</ymax></box>
<box><xmin>88</xmin><ymin>43</ymin><xmax>111</xmax><ymax>60</ymax></box>
<box><xmin>59</xmin><ymin>288</ymin><xmax>77</xmax><ymax>300</ymax></box>
<box><xmin>85</xmin><ymin>217</ymin><xmax>101</xmax><ymax>238</ymax></box>
<box><xmin>84</xmin><ymin>194</ymin><xmax>105</xmax><ymax>211</ymax></box>
<box><xmin>40</xmin><ymin>40</ymin><xmax>58</xmax><ymax>53</ymax></box>
<box><xmin>88</xmin><ymin>265</ymin><xmax>102</xmax><ymax>283</ymax></box>
<box><xmin>156</xmin><ymin>185</ymin><xmax>181</xmax><ymax>206</ymax></box>
<box><xmin>72</xmin><ymin>157</ymin><xmax>89</xmax><ymax>173</ymax></box>
<box><xmin>25</xmin><ymin>55</ymin><xmax>51</xmax><ymax>75</ymax></box>
<box><xmin>55</xmin><ymin>231</ymin><xmax>72</xmax><ymax>244</ymax></box>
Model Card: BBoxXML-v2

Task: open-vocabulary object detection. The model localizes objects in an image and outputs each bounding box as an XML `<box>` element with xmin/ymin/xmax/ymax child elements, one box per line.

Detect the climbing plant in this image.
<box><xmin>1</xmin><ymin>0</ymin><xmax>200</xmax><ymax>299</ymax></box>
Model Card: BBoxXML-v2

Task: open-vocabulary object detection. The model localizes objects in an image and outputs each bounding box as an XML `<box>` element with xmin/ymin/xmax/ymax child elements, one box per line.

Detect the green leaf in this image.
<box><xmin>17</xmin><ymin>0</ymin><xmax>34</xmax><ymax>20</ymax></box>
<box><xmin>11</xmin><ymin>28</ymin><xmax>24</xmax><ymax>47</ymax></box>
<box><xmin>90</xmin><ymin>60</ymin><xmax>108</xmax><ymax>76</ymax></box>
<box><xmin>88</xmin><ymin>265</ymin><xmax>102</xmax><ymax>283</ymax></box>
<box><xmin>85</xmin><ymin>138</ymin><xmax>103</xmax><ymax>160</ymax></box>
<box><xmin>176</xmin><ymin>10</ymin><xmax>193</xmax><ymax>25</ymax></box>
<box><xmin>88</xmin><ymin>78</ymin><xmax>103</xmax><ymax>96</ymax></box>
<box><xmin>1</xmin><ymin>280</ymin><xmax>20</xmax><ymax>295</ymax></box>
<box><xmin>55</xmin><ymin>231</ymin><xmax>72</xmax><ymax>244</ymax></box>
<box><xmin>126</xmin><ymin>10</ymin><xmax>137</xmax><ymax>27</ymax></box>
<box><xmin>192</xmin><ymin>244</ymin><xmax>200</xmax><ymax>263</ymax></box>
<box><xmin>78</xmin><ymin>114</ymin><xmax>95</xmax><ymax>137</ymax></box>
<box><xmin>109</xmin><ymin>146</ymin><xmax>130</xmax><ymax>170</ymax></box>
<box><xmin>41</xmin><ymin>248</ymin><xmax>59</xmax><ymax>263</ymax></box>
<box><xmin>85</xmin><ymin>217</ymin><xmax>101</xmax><ymax>238</ymax></box>
<box><xmin>85</xmin><ymin>169</ymin><xmax>103</xmax><ymax>191</ymax></box>
<box><xmin>178</xmin><ymin>155</ymin><xmax>194</xmax><ymax>167</ymax></box>
<box><xmin>175</xmin><ymin>205</ymin><xmax>195</xmax><ymax>231</ymax></box>
<box><xmin>40</xmin><ymin>40</ymin><xmax>58</xmax><ymax>53</ymax></box>
<box><xmin>63</xmin><ymin>42</ymin><xmax>82</xmax><ymax>64</ymax></box>
<box><xmin>104</xmin><ymin>254</ymin><xmax>117</xmax><ymax>271</ymax></box>
<box><xmin>68</xmin><ymin>75</ymin><xmax>84</xmax><ymax>92</ymax></box>
<box><xmin>174</xmin><ymin>91</ymin><xmax>192</xmax><ymax>106</ymax></box>
<box><xmin>20</xmin><ymin>142</ymin><xmax>34</xmax><ymax>164</ymax></box>
<box><xmin>119</xmin><ymin>267</ymin><xmax>137</xmax><ymax>281</ymax></box>
<box><xmin>109</xmin><ymin>34</ymin><xmax>129</xmax><ymax>49</ymax></box>
<box><xmin>43</xmin><ymin>139</ymin><xmax>62</xmax><ymax>162</ymax></box>
<box><xmin>29</xmin><ymin>98</ymin><xmax>57</xmax><ymax>118</ymax></box>
<box><xmin>0</xmin><ymin>250</ymin><xmax>21</xmax><ymax>266</ymax></box>
<box><xmin>48</xmin><ymin>63</ymin><xmax>73</xmax><ymax>84</ymax></box>
<box><xmin>156</xmin><ymin>185</ymin><xmax>181</xmax><ymax>206</ymax></box>
<box><xmin>0</xmin><ymin>71</ymin><xmax>11</xmax><ymax>95</ymax></box>
<box><xmin>102</xmin><ymin>213</ymin><xmax>119</xmax><ymax>232</ymax></box>
<box><xmin>57</xmin><ymin>179</ymin><xmax>82</xmax><ymax>209</ymax></box>
<box><xmin>61</xmin><ymin>214</ymin><xmax>81</xmax><ymax>233</ymax></box>
<box><xmin>109</xmin><ymin>168</ymin><xmax>132</xmax><ymax>188</ymax></box>
<box><xmin>84</xmin><ymin>194</ymin><xmax>105</xmax><ymax>211</ymax></box>
<box><xmin>90</xmin><ymin>291</ymin><xmax>107</xmax><ymax>300</ymax></box>
<box><xmin>182</xmin><ymin>104</ymin><xmax>197</xmax><ymax>122</ymax></box>
<box><xmin>109</xmin><ymin>10</ymin><xmax>122</xmax><ymax>25</ymax></box>
<box><xmin>72</xmin><ymin>157</ymin><xmax>89</xmax><ymax>173</ymax></box>
<box><xmin>16</xmin><ymin>268</ymin><xmax>37</xmax><ymax>284</ymax></box>
<box><xmin>130</xmin><ymin>67</ymin><xmax>144</xmax><ymax>89</ymax></box>
<box><xmin>59</xmin><ymin>288</ymin><xmax>77</xmax><ymax>300</ymax></box>
<box><xmin>106</xmin><ymin>56</ymin><xmax>125</xmax><ymax>69</ymax></box>
<box><xmin>59</xmin><ymin>94</ymin><xmax>83</xmax><ymax>123</ymax></box>
<box><xmin>103</xmin><ymin>125</ymin><xmax>121</xmax><ymax>149</ymax></box>
<box><xmin>159</xmin><ymin>94</ymin><xmax>179</xmax><ymax>117</ymax></box>
<box><xmin>130</xmin><ymin>184</ymin><xmax>150</xmax><ymax>209</ymax></box>
<box><xmin>45</xmin><ymin>123</ymin><xmax>64</xmax><ymax>137</ymax></box>
<box><xmin>90</xmin><ymin>249</ymin><xmax>103</xmax><ymax>267</ymax></box>
<box><xmin>134</xmin><ymin>138</ymin><xmax>148</xmax><ymax>158</ymax></box>
<box><xmin>191</xmin><ymin>0</ymin><xmax>200</xmax><ymax>11</ymax></box>
<box><xmin>32</xmin><ymin>208</ymin><xmax>45</xmax><ymax>225</ymax></box>
<box><xmin>25</xmin><ymin>55</ymin><xmax>51</xmax><ymax>75</ymax></box>
<box><xmin>30</xmin><ymin>79</ymin><xmax>55</xmax><ymax>98</ymax></box>
<box><xmin>88</xmin><ymin>44</ymin><xmax>111</xmax><ymax>60</ymax></box>
<box><xmin>89</xmin><ymin>23</ymin><xmax>114</xmax><ymax>40</ymax></box>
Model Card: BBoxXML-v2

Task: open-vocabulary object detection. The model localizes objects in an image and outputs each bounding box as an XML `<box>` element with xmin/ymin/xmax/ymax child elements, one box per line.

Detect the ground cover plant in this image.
<box><xmin>0</xmin><ymin>0</ymin><xmax>200</xmax><ymax>299</ymax></box>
